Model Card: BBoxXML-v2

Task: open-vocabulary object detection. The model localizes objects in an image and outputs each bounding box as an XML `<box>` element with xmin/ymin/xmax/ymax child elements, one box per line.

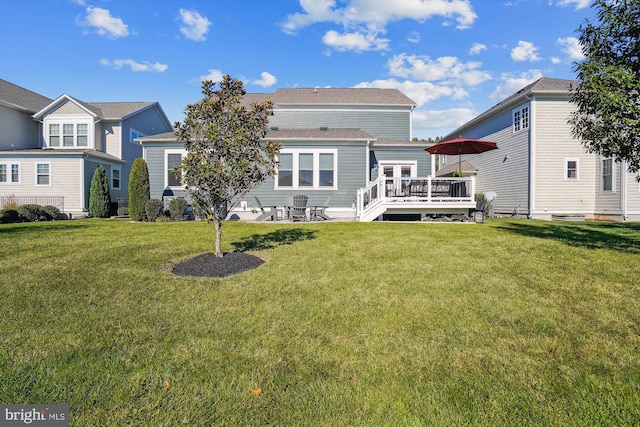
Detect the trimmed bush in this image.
<box><xmin>89</xmin><ymin>164</ymin><xmax>111</xmax><ymax>218</ymax></box>
<box><xmin>169</xmin><ymin>198</ymin><xmax>188</xmax><ymax>221</ymax></box>
<box><xmin>42</xmin><ymin>205</ymin><xmax>61</xmax><ymax>221</ymax></box>
<box><xmin>0</xmin><ymin>209</ymin><xmax>20</xmax><ymax>224</ymax></box>
<box><xmin>144</xmin><ymin>199</ymin><xmax>165</xmax><ymax>222</ymax></box>
<box><xmin>129</xmin><ymin>158</ymin><xmax>150</xmax><ymax>221</ymax></box>
<box><xmin>17</xmin><ymin>204</ymin><xmax>43</xmax><ymax>222</ymax></box>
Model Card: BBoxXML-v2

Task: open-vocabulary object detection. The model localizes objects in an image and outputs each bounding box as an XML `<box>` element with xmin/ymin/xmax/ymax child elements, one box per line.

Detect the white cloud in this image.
<box><xmin>179</xmin><ymin>9</ymin><xmax>211</xmax><ymax>41</ymax></box>
<box><xmin>281</xmin><ymin>0</ymin><xmax>477</xmax><ymax>51</ymax></box>
<box><xmin>386</xmin><ymin>53</ymin><xmax>491</xmax><ymax>86</ymax></box>
<box><xmin>551</xmin><ymin>57</ymin><xmax>562</xmax><ymax>64</ymax></box>
<box><xmin>489</xmin><ymin>70</ymin><xmax>543</xmax><ymax>101</ymax></box>
<box><xmin>555</xmin><ymin>0</ymin><xmax>590</xmax><ymax>10</ymax></box>
<box><xmin>199</xmin><ymin>69</ymin><xmax>225</xmax><ymax>82</ymax></box>
<box><xmin>557</xmin><ymin>36</ymin><xmax>585</xmax><ymax>61</ymax></box>
<box><xmin>511</xmin><ymin>40</ymin><xmax>541</xmax><ymax>62</ymax></box>
<box><xmin>80</xmin><ymin>7</ymin><xmax>129</xmax><ymax>39</ymax></box>
<box><xmin>407</xmin><ymin>31</ymin><xmax>421</xmax><ymax>44</ymax></box>
<box><xmin>413</xmin><ymin>108</ymin><xmax>477</xmax><ymax>134</ymax></box>
<box><xmin>469</xmin><ymin>43</ymin><xmax>487</xmax><ymax>55</ymax></box>
<box><xmin>354</xmin><ymin>78</ymin><xmax>467</xmax><ymax>106</ymax></box>
<box><xmin>322</xmin><ymin>29</ymin><xmax>390</xmax><ymax>52</ymax></box>
<box><xmin>100</xmin><ymin>59</ymin><xmax>168</xmax><ymax>72</ymax></box>
<box><xmin>252</xmin><ymin>72</ymin><xmax>277</xmax><ymax>87</ymax></box>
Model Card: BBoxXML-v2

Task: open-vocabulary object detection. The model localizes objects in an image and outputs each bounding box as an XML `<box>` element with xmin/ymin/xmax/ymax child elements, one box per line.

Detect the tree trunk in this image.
<box><xmin>214</xmin><ymin>219</ymin><xmax>223</xmax><ymax>257</ymax></box>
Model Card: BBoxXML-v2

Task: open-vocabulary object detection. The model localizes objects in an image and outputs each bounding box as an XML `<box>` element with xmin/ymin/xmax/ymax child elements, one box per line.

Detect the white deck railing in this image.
<box><xmin>356</xmin><ymin>176</ymin><xmax>475</xmax><ymax>221</ymax></box>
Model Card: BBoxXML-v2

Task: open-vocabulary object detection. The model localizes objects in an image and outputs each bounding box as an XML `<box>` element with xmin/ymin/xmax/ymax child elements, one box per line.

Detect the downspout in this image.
<box><xmin>525</xmin><ymin>93</ymin><xmax>535</xmax><ymax>219</ymax></box>
<box><xmin>81</xmin><ymin>152</ymin><xmax>87</xmax><ymax>213</ymax></box>
<box><xmin>621</xmin><ymin>160</ymin><xmax>628</xmax><ymax>220</ymax></box>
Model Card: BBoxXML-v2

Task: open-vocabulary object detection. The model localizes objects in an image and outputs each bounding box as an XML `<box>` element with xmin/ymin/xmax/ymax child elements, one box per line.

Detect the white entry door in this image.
<box><xmin>378</xmin><ymin>161</ymin><xmax>416</xmax><ymax>196</ymax></box>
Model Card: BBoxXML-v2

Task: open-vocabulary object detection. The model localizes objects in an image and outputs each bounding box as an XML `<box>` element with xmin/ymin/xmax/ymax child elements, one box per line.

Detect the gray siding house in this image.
<box><xmin>440</xmin><ymin>77</ymin><xmax>640</xmax><ymax>221</ymax></box>
<box><xmin>0</xmin><ymin>79</ymin><xmax>172</xmax><ymax>217</ymax></box>
<box><xmin>141</xmin><ymin>87</ymin><xmax>477</xmax><ymax>221</ymax></box>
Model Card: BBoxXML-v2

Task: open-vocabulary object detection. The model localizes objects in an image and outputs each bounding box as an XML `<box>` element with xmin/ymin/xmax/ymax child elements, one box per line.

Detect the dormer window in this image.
<box><xmin>46</xmin><ymin>120</ymin><xmax>91</xmax><ymax>148</ymax></box>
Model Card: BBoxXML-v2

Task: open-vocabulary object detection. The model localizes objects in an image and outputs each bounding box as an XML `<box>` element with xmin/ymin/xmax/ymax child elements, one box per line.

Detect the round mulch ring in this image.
<box><xmin>172</xmin><ymin>251</ymin><xmax>264</xmax><ymax>278</ymax></box>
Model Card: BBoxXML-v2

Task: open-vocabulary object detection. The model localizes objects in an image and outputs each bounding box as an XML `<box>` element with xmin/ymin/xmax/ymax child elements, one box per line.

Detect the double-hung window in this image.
<box><xmin>0</xmin><ymin>162</ymin><xmax>21</xmax><ymax>184</ymax></box>
<box><xmin>166</xmin><ymin>150</ymin><xmax>186</xmax><ymax>188</ymax></box>
<box><xmin>276</xmin><ymin>149</ymin><xmax>337</xmax><ymax>189</ymax></box>
<box><xmin>513</xmin><ymin>106</ymin><xmax>529</xmax><ymax>133</ymax></box>
<box><xmin>36</xmin><ymin>163</ymin><xmax>50</xmax><ymax>186</ymax></box>
<box><xmin>565</xmin><ymin>158</ymin><xmax>578</xmax><ymax>180</ymax></box>
<box><xmin>112</xmin><ymin>167</ymin><xmax>121</xmax><ymax>189</ymax></box>
<box><xmin>601</xmin><ymin>158</ymin><xmax>614</xmax><ymax>191</ymax></box>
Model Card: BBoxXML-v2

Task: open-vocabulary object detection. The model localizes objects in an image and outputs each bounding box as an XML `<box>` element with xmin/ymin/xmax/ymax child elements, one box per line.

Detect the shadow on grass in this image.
<box><xmin>0</xmin><ymin>220</ymin><xmax>89</xmax><ymax>234</ymax></box>
<box><xmin>496</xmin><ymin>220</ymin><xmax>640</xmax><ymax>253</ymax></box>
<box><xmin>232</xmin><ymin>227</ymin><xmax>317</xmax><ymax>251</ymax></box>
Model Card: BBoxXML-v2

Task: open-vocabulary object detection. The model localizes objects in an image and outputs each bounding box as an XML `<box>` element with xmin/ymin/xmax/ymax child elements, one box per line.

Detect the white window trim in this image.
<box><xmin>378</xmin><ymin>161</ymin><xmax>418</xmax><ymax>178</ymax></box>
<box><xmin>111</xmin><ymin>166</ymin><xmax>121</xmax><ymax>190</ymax></box>
<box><xmin>165</xmin><ymin>149</ymin><xmax>187</xmax><ymax>189</ymax></box>
<box><xmin>601</xmin><ymin>157</ymin><xmax>615</xmax><ymax>192</ymax></box>
<box><xmin>564</xmin><ymin>157</ymin><xmax>579</xmax><ymax>181</ymax></box>
<box><xmin>512</xmin><ymin>105</ymin><xmax>529</xmax><ymax>134</ymax></box>
<box><xmin>35</xmin><ymin>162</ymin><xmax>51</xmax><ymax>187</ymax></box>
<box><xmin>275</xmin><ymin>148</ymin><xmax>338</xmax><ymax>190</ymax></box>
<box><xmin>0</xmin><ymin>161</ymin><xmax>21</xmax><ymax>185</ymax></box>
<box><xmin>44</xmin><ymin>118</ymin><xmax>93</xmax><ymax>149</ymax></box>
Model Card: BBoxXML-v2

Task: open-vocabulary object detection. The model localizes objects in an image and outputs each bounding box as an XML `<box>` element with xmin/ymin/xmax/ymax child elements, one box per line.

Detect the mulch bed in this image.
<box><xmin>171</xmin><ymin>251</ymin><xmax>264</xmax><ymax>278</ymax></box>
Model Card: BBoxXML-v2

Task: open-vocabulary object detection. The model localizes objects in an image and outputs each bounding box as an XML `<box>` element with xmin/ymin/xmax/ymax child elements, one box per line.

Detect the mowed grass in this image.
<box><xmin>1</xmin><ymin>219</ymin><xmax>639</xmax><ymax>426</ymax></box>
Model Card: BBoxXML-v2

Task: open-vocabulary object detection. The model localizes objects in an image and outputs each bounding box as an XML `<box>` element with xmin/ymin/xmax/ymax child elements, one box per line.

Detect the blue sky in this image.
<box><xmin>0</xmin><ymin>0</ymin><xmax>594</xmax><ymax>139</ymax></box>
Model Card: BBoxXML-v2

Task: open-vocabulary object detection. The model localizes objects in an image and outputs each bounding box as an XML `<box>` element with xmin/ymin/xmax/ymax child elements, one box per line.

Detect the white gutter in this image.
<box><xmin>621</xmin><ymin>160</ymin><xmax>628</xmax><ymax>220</ymax></box>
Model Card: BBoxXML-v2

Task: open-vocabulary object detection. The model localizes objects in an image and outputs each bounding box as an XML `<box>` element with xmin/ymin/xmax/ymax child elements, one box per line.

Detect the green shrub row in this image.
<box><xmin>0</xmin><ymin>204</ymin><xmax>61</xmax><ymax>223</ymax></box>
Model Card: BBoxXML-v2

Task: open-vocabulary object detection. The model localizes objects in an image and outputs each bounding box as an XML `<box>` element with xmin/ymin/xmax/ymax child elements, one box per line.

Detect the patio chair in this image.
<box><xmin>254</xmin><ymin>197</ymin><xmax>280</xmax><ymax>221</ymax></box>
<box><xmin>310</xmin><ymin>196</ymin><xmax>331</xmax><ymax>221</ymax></box>
<box><xmin>290</xmin><ymin>194</ymin><xmax>308</xmax><ymax>222</ymax></box>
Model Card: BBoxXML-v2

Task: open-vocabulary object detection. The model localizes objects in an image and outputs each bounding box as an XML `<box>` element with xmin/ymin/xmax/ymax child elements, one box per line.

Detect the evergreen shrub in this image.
<box><xmin>0</xmin><ymin>209</ymin><xmax>19</xmax><ymax>224</ymax></box>
<box><xmin>129</xmin><ymin>158</ymin><xmax>150</xmax><ymax>221</ymax></box>
<box><xmin>145</xmin><ymin>199</ymin><xmax>164</xmax><ymax>222</ymax></box>
<box><xmin>169</xmin><ymin>198</ymin><xmax>188</xmax><ymax>221</ymax></box>
<box><xmin>18</xmin><ymin>204</ymin><xmax>43</xmax><ymax>222</ymax></box>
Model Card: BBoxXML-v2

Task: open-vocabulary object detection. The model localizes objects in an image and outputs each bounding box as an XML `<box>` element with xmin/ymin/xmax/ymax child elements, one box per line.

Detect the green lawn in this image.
<box><xmin>1</xmin><ymin>219</ymin><xmax>639</xmax><ymax>426</ymax></box>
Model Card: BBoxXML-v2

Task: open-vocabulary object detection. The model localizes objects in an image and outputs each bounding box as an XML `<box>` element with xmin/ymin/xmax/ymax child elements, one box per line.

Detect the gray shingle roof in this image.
<box><xmin>0</xmin><ymin>79</ymin><xmax>52</xmax><ymax>113</ymax></box>
<box><xmin>272</xmin><ymin>88</ymin><xmax>416</xmax><ymax>106</ymax></box>
<box><xmin>0</xmin><ymin>148</ymin><xmax>124</xmax><ymax>163</ymax></box>
<box><xmin>88</xmin><ymin>102</ymin><xmax>157</xmax><ymax>120</ymax></box>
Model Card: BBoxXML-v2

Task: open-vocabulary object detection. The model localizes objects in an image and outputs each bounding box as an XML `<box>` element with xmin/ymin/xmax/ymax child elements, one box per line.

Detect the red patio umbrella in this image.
<box><xmin>425</xmin><ymin>137</ymin><xmax>498</xmax><ymax>176</ymax></box>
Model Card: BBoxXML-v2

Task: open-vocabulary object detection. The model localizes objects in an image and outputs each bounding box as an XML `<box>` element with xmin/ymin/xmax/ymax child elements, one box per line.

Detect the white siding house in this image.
<box><xmin>442</xmin><ymin>77</ymin><xmax>640</xmax><ymax>221</ymax></box>
<box><xmin>0</xmin><ymin>80</ymin><xmax>172</xmax><ymax>217</ymax></box>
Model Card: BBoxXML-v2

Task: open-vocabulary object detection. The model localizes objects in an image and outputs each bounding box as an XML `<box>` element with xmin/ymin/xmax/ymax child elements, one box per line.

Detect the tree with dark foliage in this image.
<box><xmin>569</xmin><ymin>0</ymin><xmax>640</xmax><ymax>175</ymax></box>
<box><xmin>175</xmin><ymin>75</ymin><xmax>280</xmax><ymax>257</ymax></box>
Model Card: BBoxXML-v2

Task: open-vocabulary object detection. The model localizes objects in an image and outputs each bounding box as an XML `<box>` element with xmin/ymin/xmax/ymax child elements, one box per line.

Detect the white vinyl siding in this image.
<box><xmin>534</xmin><ymin>97</ymin><xmax>596</xmax><ymax>214</ymax></box>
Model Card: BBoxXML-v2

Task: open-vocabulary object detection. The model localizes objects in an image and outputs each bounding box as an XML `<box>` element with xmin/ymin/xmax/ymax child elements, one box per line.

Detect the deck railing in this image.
<box><xmin>0</xmin><ymin>195</ymin><xmax>65</xmax><ymax>211</ymax></box>
<box><xmin>356</xmin><ymin>176</ymin><xmax>475</xmax><ymax>220</ymax></box>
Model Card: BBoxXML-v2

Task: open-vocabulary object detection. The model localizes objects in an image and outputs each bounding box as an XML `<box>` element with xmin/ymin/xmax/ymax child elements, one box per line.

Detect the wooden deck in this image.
<box><xmin>356</xmin><ymin>176</ymin><xmax>476</xmax><ymax>221</ymax></box>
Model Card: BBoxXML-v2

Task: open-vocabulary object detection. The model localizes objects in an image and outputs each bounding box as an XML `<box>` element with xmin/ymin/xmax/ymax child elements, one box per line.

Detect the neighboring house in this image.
<box><xmin>440</xmin><ymin>77</ymin><xmax>640</xmax><ymax>221</ymax></box>
<box><xmin>140</xmin><ymin>87</ymin><xmax>479</xmax><ymax>221</ymax></box>
<box><xmin>0</xmin><ymin>79</ymin><xmax>172</xmax><ymax>217</ymax></box>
